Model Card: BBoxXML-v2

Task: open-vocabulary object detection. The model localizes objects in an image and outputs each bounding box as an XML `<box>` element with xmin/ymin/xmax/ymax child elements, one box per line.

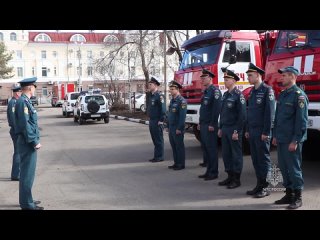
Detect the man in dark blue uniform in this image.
<box><xmin>15</xmin><ymin>77</ymin><xmax>43</xmax><ymax>210</ymax></box>
<box><xmin>218</xmin><ymin>69</ymin><xmax>246</xmax><ymax>189</ymax></box>
<box><xmin>146</xmin><ymin>77</ymin><xmax>166</xmax><ymax>162</ymax></box>
<box><xmin>7</xmin><ymin>83</ymin><xmax>22</xmax><ymax>181</ymax></box>
<box><xmin>167</xmin><ymin>81</ymin><xmax>187</xmax><ymax>170</ymax></box>
<box><xmin>272</xmin><ymin>66</ymin><xmax>308</xmax><ymax>209</ymax></box>
<box><xmin>197</xmin><ymin>69</ymin><xmax>222</xmax><ymax>180</ymax></box>
<box><xmin>245</xmin><ymin>63</ymin><xmax>275</xmax><ymax>198</ymax></box>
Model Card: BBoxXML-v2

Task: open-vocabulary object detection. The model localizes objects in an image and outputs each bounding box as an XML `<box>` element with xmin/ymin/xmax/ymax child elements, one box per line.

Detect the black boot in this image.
<box><xmin>254</xmin><ymin>179</ymin><xmax>270</xmax><ymax>198</ymax></box>
<box><xmin>274</xmin><ymin>188</ymin><xmax>293</xmax><ymax>204</ymax></box>
<box><xmin>227</xmin><ymin>172</ymin><xmax>241</xmax><ymax>189</ymax></box>
<box><xmin>218</xmin><ymin>171</ymin><xmax>233</xmax><ymax>186</ymax></box>
<box><xmin>246</xmin><ymin>179</ymin><xmax>261</xmax><ymax>195</ymax></box>
<box><xmin>287</xmin><ymin>189</ymin><xmax>302</xmax><ymax>209</ymax></box>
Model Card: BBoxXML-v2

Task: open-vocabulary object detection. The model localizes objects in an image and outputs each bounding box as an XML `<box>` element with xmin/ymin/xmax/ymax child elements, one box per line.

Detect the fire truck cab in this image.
<box><xmin>175</xmin><ymin>30</ymin><xmax>320</xmax><ymax>142</ymax></box>
<box><xmin>174</xmin><ymin>30</ymin><xmax>268</xmax><ymax>140</ymax></box>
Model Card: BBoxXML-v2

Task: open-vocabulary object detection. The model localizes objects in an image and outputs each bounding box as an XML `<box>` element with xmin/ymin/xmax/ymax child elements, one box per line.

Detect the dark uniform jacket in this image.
<box><xmin>147</xmin><ymin>91</ymin><xmax>166</xmax><ymax>122</ymax></box>
<box><xmin>7</xmin><ymin>97</ymin><xmax>18</xmax><ymax>136</ymax></box>
<box><xmin>273</xmin><ymin>84</ymin><xmax>308</xmax><ymax>143</ymax></box>
<box><xmin>246</xmin><ymin>83</ymin><xmax>276</xmax><ymax>136</ymax></box>
<box><xmin>168</xmin><ymin>95</ymin><xmax>187</xmax><ymax>131</ymax></box>
<box><xmin>199</xmin><ymin>85</ymin><xmax>222</xmax><ymax>128</ymax></box>
<box><xmin>14</xmin><ymin>94</ymin><xmax>40</xmax><ymax>147</ymax></box>
<box><xmin>219</xmin><ymin>87</ymin><xmax>246</xmax><ymax>133</ymax></box>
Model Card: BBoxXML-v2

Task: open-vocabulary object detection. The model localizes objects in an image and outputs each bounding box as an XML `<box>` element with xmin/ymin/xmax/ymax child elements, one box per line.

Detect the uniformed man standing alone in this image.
<box><xmin>197</xmin><ymin>69</ymin><xmax>222</xmax><ymax>180</ymax></box>
<box><xmin>218</xmin><ymin>69</ymin><xmax>246</xmax><ymax>189</ymax></box>
<box><xmin>15</xmin><ymin>77</ymin><xmax>43</xmax><ymax>210</ymax></box>
<box><xmin>245</xmin><ymin>63</ymin><xmax>275</xmax><ymax>198</ymax></box>
<box><xmin>7</xmin><ymin>84</ymin><xmax>22</xmax><ymax>181</ymax></box>
<box><xmin>167</xmin><ymin>81</ymin><xmax>187</xmax><ymax>170</ymax></box>
<box><xmin>272</xmin><ymin>66</ymin><xmax>308</xmax><ymax>209</ymax></box>
<box><xmin>147</xmin><ymin>77</ymin><xmax>166</xmax><ymax>163</ymax></box>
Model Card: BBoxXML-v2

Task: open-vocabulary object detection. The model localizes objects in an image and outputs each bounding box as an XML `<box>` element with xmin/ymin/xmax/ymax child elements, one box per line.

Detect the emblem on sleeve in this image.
<box><xmin>160</xmin><ymin>95</ymin><xmax>164</xmax><ymax>103</ymax></box>
<box><xmin>240</xmin><ymin>95</ymin><xmax>245</xmax><ymax>105</ymax></box>
<box><xmin>181</xmin><ymin>102</ymin><xmax>187</xmax><ymax>109</ymax></box>
<box><xmin>298</xmin><ymin>100</ymin><xmax>305</xmax><ymax>108</ymax></box>
<box><xmin>269</xmin><ymin>90</ymin><xmax>274</xmax><ymax>100</ymax></box>
<box><xmin>214</xmin><ymin>90</ymin><xmax>220</xmax><ymax>99</ymax></box>
<box><xmin>24</xmin><ymin>106</ymin><xmax>29</xmax><ymax>114</ymax></box>
<box><xmin>12</xmin><ymin>107</ymin><xmax>15</xmax><ymax>113</ymax></box>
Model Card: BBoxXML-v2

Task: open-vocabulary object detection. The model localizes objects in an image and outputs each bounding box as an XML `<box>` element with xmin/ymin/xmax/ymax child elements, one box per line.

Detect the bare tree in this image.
<box><xmin>92</xmin><ymin>30</ymin><xmax>163</xmax><ymax>111</ymax></box>
<box><xmin>94</xmin><ymin>57</ymin><xmax>123</xmax><ymax>106</ymax></box>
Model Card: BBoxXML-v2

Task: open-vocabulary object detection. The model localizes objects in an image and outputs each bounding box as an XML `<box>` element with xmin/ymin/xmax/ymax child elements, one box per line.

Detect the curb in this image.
<box><xmin>110</xmin><ymin>114</ymin><xmax>149</xmax><ymax>125</ymax></box>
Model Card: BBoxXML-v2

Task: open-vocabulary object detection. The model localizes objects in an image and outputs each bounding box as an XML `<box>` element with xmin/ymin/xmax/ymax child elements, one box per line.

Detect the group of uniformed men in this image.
<box><xmin>146</xmin><ymin>63</ymin><xmax>308</xmax><ymax>210</ymax></box>
<box><xmin>5</xmin><ymin>63</ymin><xmax>308</xmax><ymax>210</ymax></box>
<box><xmin>7</xmin><ymin>77</ymin><xmax>43</xmax><ymax>210</ymax></box>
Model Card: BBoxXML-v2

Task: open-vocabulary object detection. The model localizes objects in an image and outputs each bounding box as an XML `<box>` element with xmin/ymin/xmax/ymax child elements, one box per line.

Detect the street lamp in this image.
<box><xmin>75</xmin><ymin>41</ymin><xmax>83</xmax><ymax>92</ymax></box>
<box><xmin>163</xmin><ymin>31</ymin><xmax>168</xmax><ymax>107</ymax></box>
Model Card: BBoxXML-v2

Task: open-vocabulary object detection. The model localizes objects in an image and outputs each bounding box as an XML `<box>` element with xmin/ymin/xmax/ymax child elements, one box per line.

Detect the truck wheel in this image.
<box><xmin>140</xmin><ymin>104</ymin><xmax>145</xmax><ymax>112</ymax></box>
<box><xmin>104</xmin><ymin>117</ymin><xmax>109</xmax><ymax>124</ymax></box>
<box><xmin>62</xmin><ymin>110</ymin><xmax>66</xmax><ymax>116</ymax></box>
<box><xmin>66</xmin><ymin>112</ymin><xmax>70</xmax><ymax>117</ymax></box>
<box><xmin>193</xmin><ymin>125</ymin><xmax>201</xmax><ymax>142</ymax></box>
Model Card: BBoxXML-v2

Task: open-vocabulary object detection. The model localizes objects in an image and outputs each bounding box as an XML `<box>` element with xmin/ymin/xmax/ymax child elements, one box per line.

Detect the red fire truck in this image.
<box><xmin>51</xmin><ymin>82</ymin><xmax>76</xmax><ymax>107</ymax></box>
<box><xmin>173</xmin><ymin>30</ymin><xmax>320</xmax><ymax>142</ymax></box>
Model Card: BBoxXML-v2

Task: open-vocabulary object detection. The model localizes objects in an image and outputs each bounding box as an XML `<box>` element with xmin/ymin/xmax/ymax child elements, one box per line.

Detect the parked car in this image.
<box><xmin>30</xmin><ymin>96</ymin><xmax>39</xmax><ymax>106</ymax></box>
<box><xmin>73</xmin><ymin>93</ymin><xmax>110</xmax><ymax>125</ymax></box>
<box><xmin>131</xmin><ymin>93</ymin><xmax>146</xmax><ymax>112</ymax></box>
<box><xmin>62</xmin><ymin>92</ymin><xmax>80</xmax><ymax>117</ymax></box>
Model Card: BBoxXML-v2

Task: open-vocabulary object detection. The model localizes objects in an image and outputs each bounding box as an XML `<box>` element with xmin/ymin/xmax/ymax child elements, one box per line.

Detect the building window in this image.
<box><xmin>34</xmin><ymin>33</ymin><xmax>51</xmax><ymax>42</ymax></box>
<box><xmin>0</xmin><ymin>32</ymin><xmax>3</xmax><ymax>41</ymax></box>
<box><xmin>87</xmin><ymin>50</ymin><xmax>92</xmax><ymax>58</ymax></box>
<box><xmin>100</xmin><ymin>51</ymin><xmax>104</xmax><ymax>57</ymax></box>
<box><xmin>77</xmin><ymin>67</ymin><xmax>82</xmax><ymax>76</ymax></box>
<box><xmin>54</xmin><ymin>66</ymin><xmax>57</xmax><ymax>76</ymax></box>
<box><xmin>103</xmin><ymin>35</ymin><xmax>119</xmax><ymax>44</ymax></box>
<box><xmin>53</xmin><ymin>51</ymin><xmax>57</xmax><ymax>58</ymax></box>
<box><xmin>32</xmin><ymin>67</ymin><xmax>35</xmax><ymax>76</ymax></box>
<box><xmin>130</xmin><ymin>66</ymin><xmax>135</xmax><ymax>78</ymax></box>
<box><xmin>70</xmin><ymin>34</ymin><xmax>86</xmax><ymax>43</ymax></box>
<box><xmin>42</xmin><ymin>67</ymin><xmax>47</xmax><ymax>77</ymax></box>
<box><xmin>87</xmin><ymin>66</ymin><xmax>93</xmax><ymax>76</ymax></box>
<box><xmin>41</xmin><ymin>50</ymin><xmax>47</xmax><ymax>59</ymax></box>
<box><xmin>137</xmin><ymin>84</ymin><xmax>143</xmax><ymax>93</ymax></box>
<box><xmin>129</xmin><ymin>51</ymin><xmax>136</xmax><ymax>58</ymax></box>
<box><xmin>150</xmin><ymin>65</ymin><xmax>156</xmax><ymax>75</ymax></box>
<box><xmin>17</xmin><ymin>67</ymin><xmax>23</xmax><ymax>77</ymax></box>
<box><xmin>42</xmin><ymin>87</ymin><xmax>48</xmax><ymax>96</ymax></box>
<box><xmin>10</xmin><ymin>32</ymin><xmax>17</xmax><ymax>41</ymax></box>
<box><xmin>16</xmin><ymin>50</ymin><xmax>22</xmax><ymax>59</ymax></box>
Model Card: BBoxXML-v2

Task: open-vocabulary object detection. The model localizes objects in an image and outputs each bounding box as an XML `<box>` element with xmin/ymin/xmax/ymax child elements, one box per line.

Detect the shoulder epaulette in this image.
<box><xmin>234</xmin><ymin>88</ymin><xmax>241</xmax><ymax>94</ymax></box>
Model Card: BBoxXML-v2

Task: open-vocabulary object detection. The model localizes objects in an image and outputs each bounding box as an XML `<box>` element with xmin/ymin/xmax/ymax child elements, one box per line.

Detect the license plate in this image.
<box><xmin>91</xmin><ymin>114</ymin><xmax>100</xmax><ymax>117</ymax></box>
<box><xmin>186</xmin><ymin>115</ymin><xmax>192</xmax><ymax>122</ymax></box>
<box><xmin>308</xmin><ymin>119</ymin><xmax>313</xmax><ymax>127</ymax></box>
